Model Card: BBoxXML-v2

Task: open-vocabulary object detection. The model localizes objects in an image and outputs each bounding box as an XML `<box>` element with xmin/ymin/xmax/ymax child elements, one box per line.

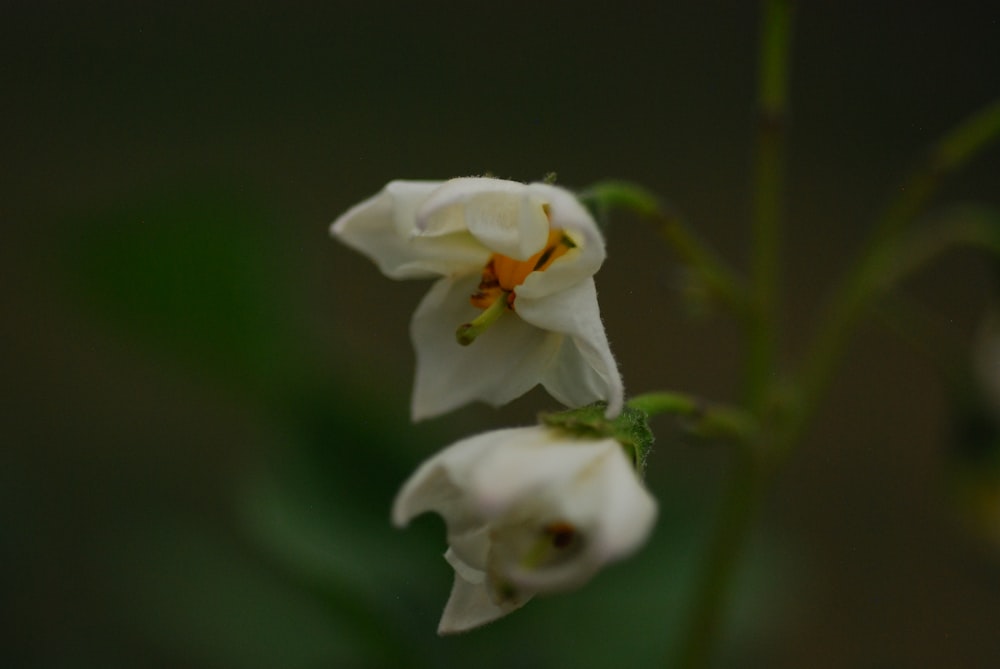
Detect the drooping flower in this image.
<box><xmin>331</xmin><ymin>177</ymin><xmax>623</xmax><ymax>421</ymax></box>
<box><xmin>392</xmin><ymin>424</ymin><xmax>657</xmax><ymax>634</ymax></box>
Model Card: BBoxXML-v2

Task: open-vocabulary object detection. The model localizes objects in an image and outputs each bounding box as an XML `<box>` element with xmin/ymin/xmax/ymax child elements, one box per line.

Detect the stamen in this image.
<box><xmin>456</xmin><ymin>293</ymin><xmax>508</xmax><ymax>346</ymax></box>
<box><xmin>460</xmin><ymin>228</ymin><xmax>579</xmax><ymax>343</ymax></box>
<box><xmin>492</xmin><ymin>229</ymin><xmax>575</xmax><ymax>293</ymax></box>
<box><xmin>533</xmin><ymin>233</ymin><xmax>577</xmax><ymax>272</ymax></box>
<box><xmin>469</xmin><ymin>259</ymin><xmax>502</xmax><ymax>310</ymax></box>
<box><xmin>532</xmin><ymin>246</ymin><xmax>557</xmax><ymax>272</ymax></box>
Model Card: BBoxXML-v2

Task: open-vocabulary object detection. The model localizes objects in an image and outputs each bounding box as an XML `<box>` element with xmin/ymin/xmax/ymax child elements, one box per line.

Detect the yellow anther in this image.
<box><xmin>469</xmin><ymin>228</ymin><xmax>576</xmax><ymax>312</ymax></box>
<box><xmin>459</xmin><ymin>226</ymin><xmax>577</xmax><ymax>345</ymax></box>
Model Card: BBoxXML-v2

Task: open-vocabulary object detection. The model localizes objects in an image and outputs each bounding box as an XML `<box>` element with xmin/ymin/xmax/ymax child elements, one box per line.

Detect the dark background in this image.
<box><xmin>4</xmin><ymin>2</ymin><xmax>1000</xmax><ymax>667</ymax></box>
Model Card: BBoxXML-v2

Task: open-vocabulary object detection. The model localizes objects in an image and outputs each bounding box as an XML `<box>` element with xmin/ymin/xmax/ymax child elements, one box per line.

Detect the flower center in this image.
<box><xmin>544</xmin><ymin>521</ymin><xmax>577</xmax><ymax>549</ymax></box>
<box><xmin>469</xmin><ymin>227</ymin><xmax>577</xmax><ymax>311</ymax></box>
<box><xmin>455</xmin><ymin>227</ymin><xmax>577</xmax><ymax>346</ymax></box>
<box><xmin>518</xmin><ymin>520</ymin><xmax>582</xmax><ymax>569</ymax></box>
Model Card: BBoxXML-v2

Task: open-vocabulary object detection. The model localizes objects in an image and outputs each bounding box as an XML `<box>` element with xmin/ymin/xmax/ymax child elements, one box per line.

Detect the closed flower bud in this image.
<box><xmin>392</xmin><ymin>425</ymin><xmax>657</xmax><ymax>634</ymax></box>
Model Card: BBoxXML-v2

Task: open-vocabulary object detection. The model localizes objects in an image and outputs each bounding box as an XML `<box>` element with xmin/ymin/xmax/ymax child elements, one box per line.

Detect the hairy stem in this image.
<box><xmin>627</xmin><ymin>392</ymin><xmax>757</xmax><ymax>442</ymax></box>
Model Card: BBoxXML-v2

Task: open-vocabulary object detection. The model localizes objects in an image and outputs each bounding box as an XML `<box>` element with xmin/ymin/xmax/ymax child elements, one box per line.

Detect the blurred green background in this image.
<box><xmin>4</xmin><ymin>2</ymin><xmax>1000</xmax><ymax>667</ymax></box>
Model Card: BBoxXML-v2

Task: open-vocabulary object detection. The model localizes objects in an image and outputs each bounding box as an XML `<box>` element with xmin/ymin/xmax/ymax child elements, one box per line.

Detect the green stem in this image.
<box><xmin>627</xmin><ymin>390</ymin><xmax>701</xmax><ymax>416</ymax></box>
<box><xmin>578</xmin><ymin>180</ymin><xmax>749</xmax><ymax>319</ymax></box>
<box><xmin>670</xmin><ymin>446</ymin><xmax>765</xmax><ymax>669</ymax></box>
<box><xmin>880</xmin><ymin>99</ymin><xmax>1000</xmax><ymax>245</ymax></box>
<box><xmin>882</xmin><ymin>204</ymin><xmax>1000</xmax><ymax>287</ymax></box>
<box><xmin>872</xmin><ymin>204</ymin><xmax>1000</xmax><ymax>388</ymax></box>
<box><xmin>746</xmin><ymin>0</ymin><xmax>794</xmax><ymax>413</ymax></box>
<box><xmin>664</xmin><ymin>4</ymin><xmax>793</xmax><ymax>667</ymax></box>
<box><xmin>790</xmin><ymin>100</ymin><xmax>1000</xmax><ymax>447</ymax></box>
<box><xmin>627</xmin><ymin>392</ymin><xmax>757</xmax><ymax>442</ymax></box>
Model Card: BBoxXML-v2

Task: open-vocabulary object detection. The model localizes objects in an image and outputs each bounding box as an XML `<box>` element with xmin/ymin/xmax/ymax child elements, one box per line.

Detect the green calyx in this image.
<box><xmin>540</xmin><ymin>402</ymin><xmax>655</xmax><ymax>473</ymax></box>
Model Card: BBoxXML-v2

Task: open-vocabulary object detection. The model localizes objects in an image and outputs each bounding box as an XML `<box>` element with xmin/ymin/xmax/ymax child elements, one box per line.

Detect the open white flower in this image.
<box><xmin>392</xmin><ymin>425</ymin><xmax>657</xmax><ymax>634</ymax></box>
<box><xmin>331</xmin><ymin>177</ymin><xmax>623</xmax><ymax>420</ymax></box>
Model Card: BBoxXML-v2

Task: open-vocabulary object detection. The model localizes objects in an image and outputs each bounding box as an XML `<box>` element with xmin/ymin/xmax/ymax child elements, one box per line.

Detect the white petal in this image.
<box><xmin>513</xmin><ymin>183</ymin><xmax>606</xmax><ymax>297</ymax></box>
<box><xmin>383</xmin><ymin>181</ymin><xmax>446</xmax><ymax>237</ymax></box>
<box><xmin>446</xmin><ymin>522</ymin><xmax>493</xmax><ymax>576</ymax></box>
<box><xmin>587</xmin><ymin>447</ymin><xmax>658</xmax><ymax>562</ymax></box>
<box><xmin>417</xmin><ymin>177</ymin><xmax>549</xmax><ymax>260</ymax></box>
<box><xmin>437</xmin><ymin>572</ymin><xmax>529</xmax><ymax>635</ymax></box>
<box><xmin>469</xmin><ymin>432</ymin><xmax>612</xmax><ymax>517</ymax></box>
<box><xmin>331</xmin><ymin>180</ymin><xmax>489</xmax><ymax>279</ymax></box>
<box><xmin>539</xmin><ymin>336</ymin><xmax>619</xmax><ymax>414</ymax></box>
<box><xmin>471</xmin><ymin>435</ymin><xmax>640</xmax><ymax>593</ymax></box>
<box><xmin>396</xmin><ymin>425</ymin><xmax>657</xmax><ymax>632</ymax></box>
<box><xmin>444</xmin><ymin>545</ymin><xmax>487</xmax><ymax>583</ymax></box>
<box><xmin>391</xmin><ymin>428</ymin><xmax>518</xmax><ymax>529</ymax></box>
<box><xmin>516</xmin><ymin>278</ymin><xmax>624</xmax><ymax>417</ymax></box>
<box><xmin>503</xmin><ymin>443</ymin><xmax>656</xmax><ymax>592</ymax></box>
<box><xmin>500</xmin><ymin>184</ymin><xmax>605</xmax><ymax>299</ymax></box>
<box><xmin>410</xmin><ymin>276</ymin><xmax>562</xmax><ymax>421</ymax></box>
<box><xmin>526</xmin><ymin>183</ymin><xmax>604</xmax><ymax>244</ymax></box>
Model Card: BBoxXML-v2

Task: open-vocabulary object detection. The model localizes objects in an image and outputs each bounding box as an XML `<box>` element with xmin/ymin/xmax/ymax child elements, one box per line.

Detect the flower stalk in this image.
<box><xmin>671</xmin><ymin>2</ymin><xmax>794</xmax><ymax>667</ymax></box>
<box><xmin>669</xmin><ymin>25</ymin><xmax>1000</xmax><ymax>669</ymax></box>
<box><xmin>627</xmin><ymin>392</ymin><xmax>757</xmax><ymax>444</ymax></box>
<box><xmin>577</xmin><ymin>180</ymin><xmax>749</xmax><ymax>319</ymax></box>
<box><xmin>670</xmin><ymin>446</ymin><xmax>766</xmax><ymax>669</ymax></box>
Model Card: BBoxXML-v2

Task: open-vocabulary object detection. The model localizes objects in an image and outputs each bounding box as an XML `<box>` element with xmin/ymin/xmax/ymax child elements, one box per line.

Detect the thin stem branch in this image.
<box><xmin>627</xmin><ymin>390</ymin><xmax>701</xmax><ymax>416</ymax></box>
<box><xmin>627</xmin><ymin>392</ymin><xmax>758</xmax><ymax>442</ymax></box>
<box><xmin>789</xmin><ymin>100</ymin><xmax>1000</xmax><ymax>448</ymax></box>
<box><xmin>869</xmin><ymin>205</ymin><xmax>1000</xmax><ymax>390</ymax></box>
<box><xmin>880</xmin><ymin>99</ymin><xmax>1000</xmax><ymax>245</ymax></box>
<box><xmin>882</xmin><ymin>204</ymin><xmax>1000</xmax><ymax>287</ymax></box>
<box><xmin>746</xmin><ymin>0</ymin><xmax>794</xmax><ymax>413</ymax></box>
<box><xmin>578</xmin><ymin>180</ymin><xmax>749</xmax><ymax>319</ymax></box>
<box><xmin>666</xmin><ymin>4</ymin><xmax>794</xmax><ymax>667</ymax></box>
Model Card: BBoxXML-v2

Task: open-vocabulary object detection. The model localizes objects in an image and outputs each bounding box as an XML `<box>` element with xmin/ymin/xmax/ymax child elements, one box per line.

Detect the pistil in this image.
<box><xmin>456</xmin><ymin>293</ymin><xmax>509</xmax><ymax>346</ymax></box>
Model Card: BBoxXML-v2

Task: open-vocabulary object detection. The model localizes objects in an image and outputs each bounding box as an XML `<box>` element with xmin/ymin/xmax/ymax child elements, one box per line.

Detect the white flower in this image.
<box><xmin>392</xmin><ymin>425</ymin><xmax>658</xmax><ymax>634</ymax></box>
<box><xmin>331</xmin><ymin>177</ymin><xmax>623</xmax><ymax>421</ymax></box>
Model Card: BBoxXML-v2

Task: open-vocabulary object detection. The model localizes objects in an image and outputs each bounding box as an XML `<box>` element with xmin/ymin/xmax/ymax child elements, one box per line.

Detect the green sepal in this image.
<box><xmin>540</xmin><ymin>402</ymin><xmax>655</xmax><ymax>474</ymax></box>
